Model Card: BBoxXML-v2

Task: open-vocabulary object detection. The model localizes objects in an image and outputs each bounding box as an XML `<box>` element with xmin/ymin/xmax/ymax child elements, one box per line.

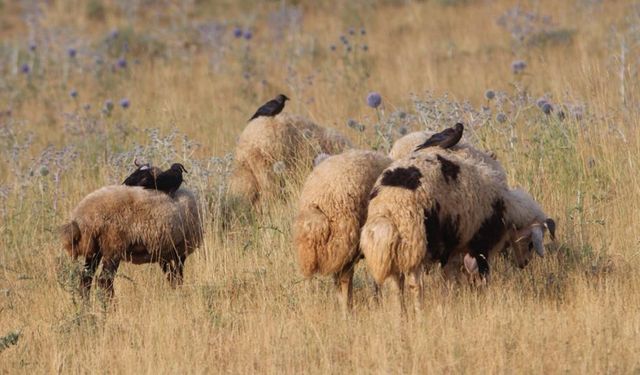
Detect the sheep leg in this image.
<box><xmin>97</xmin><ymin>257</ymin><xmax>121</xmax><ymax>299</ymax></box>
<box><xmin>159</xmin><ymin>255</ymin><xmax>185</xmax><ymax>288</ymax></box>
<box><xmin>173</xmin><ymin>255</ymin><xmax>186</xmax><ymax>286</ymax></box>
<box><xmin>406</xmin><ymin>266</ymin><xmax>425</xmax><ymax>315</ymax></box>
<box><xmin>80</xmin><ymin>252</ymin><xmax>102</xmax><ymax>299</ymax></box>
<box><xmin>391</xmin><ymin>273</ymin><xmax>406</xmax><ymax>317</ymax></box>
<box><xmin>333</xmin><ymin>267</ymin><xmax>354</xmax><ymax>315</ymax></box>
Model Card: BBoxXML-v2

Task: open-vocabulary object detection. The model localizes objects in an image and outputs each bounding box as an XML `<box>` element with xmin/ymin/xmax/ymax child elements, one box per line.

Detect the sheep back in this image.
<box><xmin>389</xmin><ymin>131</ymin><xmax>507</xmax><ymax>184</ymax></box>
<box><xmin>230</xmin><ymin>114</ymin><xmax>352</xmax><ymax>205</ymax></box>
<box><xmin>62</xmin><ymin>186</ymin><xmax>202</xmax><ymax>260</ymax></box>
<box><xmin>294</xmin><ymin>150</ymin><xmax>391</xmax><ymax>277</ymax></box>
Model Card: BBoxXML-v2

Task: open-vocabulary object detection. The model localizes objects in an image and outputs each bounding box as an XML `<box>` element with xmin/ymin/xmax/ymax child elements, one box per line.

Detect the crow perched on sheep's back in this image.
<box><xmin>153</xmin><ymin>163</ymin><xmax>188</xmax><ymax>196</ymax></box>
<box><xmin>415</xmin><ymin>122</ymin><xmax>464</xmax><ymax>151</ymax></box>
<box><xmin>123</xmin><ymin>161</ymin><xmax>187</xmax><ymax>196</ymax></box>
<box><xmin>123</xmin><ymin>161</ymin><xmax>161</xmax><ymax>187</ymax></box>
<box><xmin>249</xmin><ymin>94</ymin><xmax>289</xmax><ymax>121</ymax></box>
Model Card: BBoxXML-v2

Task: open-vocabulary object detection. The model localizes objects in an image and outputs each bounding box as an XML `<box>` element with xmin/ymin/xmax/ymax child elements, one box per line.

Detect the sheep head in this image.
<box><xmin>60</xmin><ymin>221</ymin><xmax>81</xmax><ymax>259</ymax></box>
<box><xmin>510</xmin><ymin>218</ymin><xmax>556</xmax><ymax>268</ymax></box>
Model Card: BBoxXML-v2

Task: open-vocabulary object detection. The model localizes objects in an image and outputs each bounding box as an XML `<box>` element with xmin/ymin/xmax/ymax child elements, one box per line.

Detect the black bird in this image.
<box><xmin>249</xmin><ymin>94</ymin><xmax>289</xmax><ymax>121</ymax></box>
<box><xmin>414</xmin><ymin>123</ymin><xmax>464</xmax><ymax>152</ymax></box>
<box><xmin>123</xmin><ymin>159</ymin><xmax>161</xmax><ymax>188</ymax></box>
<box><xmin>151</xmin><ymin>163</ymin><xmax>188</xmax><ymax>196</ymax></box>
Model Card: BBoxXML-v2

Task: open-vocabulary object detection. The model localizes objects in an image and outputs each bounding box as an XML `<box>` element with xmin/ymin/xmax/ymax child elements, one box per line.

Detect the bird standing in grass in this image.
<box><xmin>249</xmin><ymin>94</ymin><xmax>289</xmax><ymax>121</ymax></box>
<box><xmin>414</xmin><ymin>122</ymin><xmax>464</xmax><ymax>151</ymax></box>
<box><xmin>123</xmin><ymin>161</ymin><xmax>187</xmax><ymax>197</ymax></box>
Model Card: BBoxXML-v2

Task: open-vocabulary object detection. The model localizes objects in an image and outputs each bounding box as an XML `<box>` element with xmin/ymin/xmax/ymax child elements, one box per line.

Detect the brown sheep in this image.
<box><xmin>229</xmin><ymin>113</ymin><xmax>352</xmax><ymax>207</ymax></box>
<box><xmin>294</xmin><ymin>150</ymin><xmax>392</xmax><ymax>312</ymax></box>
<box><xmin>60</xmin><ymin>185</ymin><xmax>202</xmax><ymax>298</ymax></box>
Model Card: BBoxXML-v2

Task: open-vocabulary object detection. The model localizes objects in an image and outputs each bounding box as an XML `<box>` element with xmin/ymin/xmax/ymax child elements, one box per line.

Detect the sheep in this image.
<box><xmin>388</xmin><ymin>130</ymin><xmax>506</xmax><ymax>184</ymax></box>
<box><xmin>444</xmin><ymin>187</ymin><xmax>556</xmax><ymax>282</ymax></box>
<box><xmin>294</xmin><ymin>150</ymin><xmax>392</xmax><ymax>312</ymax></box>
<box><xmin>229</xmin><ymin>113</ymin><xmax>352</xmax><ymax>207</ymax></box>
<box><xmin>60</xmin><ymin>185</ymin><xmax>203</xmax><ymax>299</ymax></box>
<box><xmin>360</xmin><ymin>148</ymin><xmax>554</xmax><ymax>313</ymax></box>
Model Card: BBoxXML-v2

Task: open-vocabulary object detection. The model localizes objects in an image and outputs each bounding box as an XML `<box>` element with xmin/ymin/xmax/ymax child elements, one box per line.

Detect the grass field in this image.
<box><xmin>1</xmin><ymin>0</ymin><xmax>639</xmax><ymax>373</ymax></box>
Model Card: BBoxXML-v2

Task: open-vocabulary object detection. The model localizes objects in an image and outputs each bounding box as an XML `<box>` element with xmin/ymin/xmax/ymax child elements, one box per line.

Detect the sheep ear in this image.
<box><xmin>463</xmin><ymin>254</ymin><xmax>478</xmax><ymax>275</ymax></box>
<box><xmin>544</xmin><ymin>218</ymin><xmax>556</xmax><ymax>240</ymax></box>
<box><xmin>531</xmin><ymin>226</ymin><xmax>545</xmax><ymax>257</ymax></box>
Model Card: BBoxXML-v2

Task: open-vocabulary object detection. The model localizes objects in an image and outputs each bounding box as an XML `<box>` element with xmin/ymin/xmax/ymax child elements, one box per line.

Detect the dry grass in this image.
<box><xmin>1</xmin><ymin>0</ymin><xmax>639</xmax><ymax>373</ymax></box>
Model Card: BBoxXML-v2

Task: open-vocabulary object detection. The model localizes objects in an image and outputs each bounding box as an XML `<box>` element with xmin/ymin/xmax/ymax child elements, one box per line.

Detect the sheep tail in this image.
<box><xmin>295</xmin><ymin>205</ymin><xmax>330</xmax><ymax>277</ymax></box>
<box><xmin>360</xmin><ymin>217</ymin><xmax>398</xmax><ymax>285</ymax></box>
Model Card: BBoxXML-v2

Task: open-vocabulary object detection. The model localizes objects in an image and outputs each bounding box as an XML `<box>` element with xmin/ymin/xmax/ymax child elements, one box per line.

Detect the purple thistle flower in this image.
<box><xmin>117</xmin><ymin>58</ymin><xmax>127</xmax><ymax>69</ymax></box>
<box><xmin>29</xmin><ymin>43</ymin><xmax>36</xmax><ymax>52</ymax></box>
<box><xmin>536</xmin><ymin>97</ymin><xmax>548</xmax><ymax>108</ymax></box>
<box><xmin>541</xmin><ymin>102</ymin><xmax>553</xmax><ymax>115</ymax></box>
<box><xmin>20</xmin><ymin>63</ymin><xmax>30</xmax><ymax>74</ymax></box>
<box><xmin>511</xmin><ymin>60</ymin><xmax>526</xmax><ymax>74</ymax></box>
<box><xmin>243</xmin><ymin>30</ymin><xmax>252</xmax><ymax>40</ymax></box>
<box><xmin>496</xmin><ymin>113</ymin><xmax>507</xmax><ymax>123</ymax></box>
<box><xmin>120</xmin><ymin>98</ymin><xmax>130</xmax><ymax>109</ymax></box>
<box><xmin>340</xmin><ymin>35</ymin><xmax>348</xmax><ymax>44</ymax></box>
<box><xmin>366</xmin><ymin>92</ymin><xmax>382</xmax><ymax>108</ymax></box>
<box><xmin>70</xmin><ymin>89</ymin><xmax>78</xmax><ymax>98</ymax></box>
<box><xmin>348</xmin><ymin>27</ymin><xmax>355</xmax><ymax>35</ymax></box>
<box><xmin>330</xmin><ymin>44</ymin><xmax>337</xmax><ymax>51</ymax></box>
<box><xmin>109</xmin><ymin>29</ymin><xmax>119</xmax><ymax>39</ymax></box>
<box><xmin>346</xmin><ymin>45</ymin><xmax>352</xmax><ymax>53</ymax></box>
<box><xmin>362</xmin><ymin>44</ymin><xmax>369</xmax><ymax>52</ymax></box>
<box><xmin>68</xmin><ymin>48</ymin><xmax>77</xmax><ymax>58</ymax></box>
<box><xmin>233</xmin><ymin>27</ymin><xmax>243</xmax><ymax>38</ymax></box>
<box><xmin>484</xmin><ymin>90</ymin><xmax>495</xmax><ymax>100</ymax></box>
<box><xmin>360</xmin><ymin>27</ymin><xmax>366</xmax><ymax>35</ymax></box>
<box><xmin>104</xmin><ymin>99</ymin><xmax>114</xmax><ymax>113</ymax></box>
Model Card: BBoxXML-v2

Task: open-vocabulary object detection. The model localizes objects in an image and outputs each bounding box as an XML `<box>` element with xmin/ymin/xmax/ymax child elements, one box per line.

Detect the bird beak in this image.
<box><xmin>182</xmin><ymin>165</ymin><xmax>188</xmax><ymax>173</ymax></box>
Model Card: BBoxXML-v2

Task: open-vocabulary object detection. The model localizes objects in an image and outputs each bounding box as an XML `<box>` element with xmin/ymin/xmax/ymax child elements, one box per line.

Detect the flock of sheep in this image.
<box><xmin>60</xmin><ymin>98</ymin><xmax>555</xmax><ymax>315</ymax></box>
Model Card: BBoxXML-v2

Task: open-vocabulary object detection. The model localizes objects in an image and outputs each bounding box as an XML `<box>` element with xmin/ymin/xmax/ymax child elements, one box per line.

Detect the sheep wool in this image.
<box><xmin>229</xmin><ymin>113</ymin><xmax>352</xmax><ymax>206</ymax></box>
<box><xmin>389</xmin><ymin>130</ymin><xmax>506</xmax><ymax>184</ymax></box>
<box><xmin>294</xmin><ymin>150</ymin><xmax>392</xmax><ymax>311</ymax></box>
<box><xmin>60</xmin><ymin>185</ymin><xmax>202</xmax><ymax>297</ymax></box>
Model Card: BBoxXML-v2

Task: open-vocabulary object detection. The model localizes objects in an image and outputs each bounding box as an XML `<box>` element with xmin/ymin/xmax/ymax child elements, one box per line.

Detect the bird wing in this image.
<box><xmin>414</xmin><ymin>126</ymin><xmax>462</xmax><ymax>151</ymax></box>
<box><xmin>123</xmin><ymin>168</ymin><xmax>147</xmax><ymax>186</ymax></box>
<box><xmin>249</xmin><ymin>99</ymin><xmax>280</xmax><ymax>120</ymax></box>
<box><xmin>151</xmin><ymin>170</ymin><xmax>182</xmax><ymax>194</ymax></box>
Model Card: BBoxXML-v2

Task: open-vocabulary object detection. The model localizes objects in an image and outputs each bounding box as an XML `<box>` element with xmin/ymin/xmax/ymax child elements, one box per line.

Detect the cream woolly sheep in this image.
<box><xmin>294</xmin><ymin>150</ymin><xmax>392</xmax><ymax>311</ymax></box>
<box><xmin>360</xmin><ymin>148</ymin><xmax>554</xmax><ymax>312</ymax></box>
<box><xmin>60</xmin><ymin>186</ymin><xmax>202</xmax><ymax>298</ymax></box>
<box><xmin>229</xmin><ymin>113</ymin><xmax>352</xmax><ymax>207</ymax></box>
